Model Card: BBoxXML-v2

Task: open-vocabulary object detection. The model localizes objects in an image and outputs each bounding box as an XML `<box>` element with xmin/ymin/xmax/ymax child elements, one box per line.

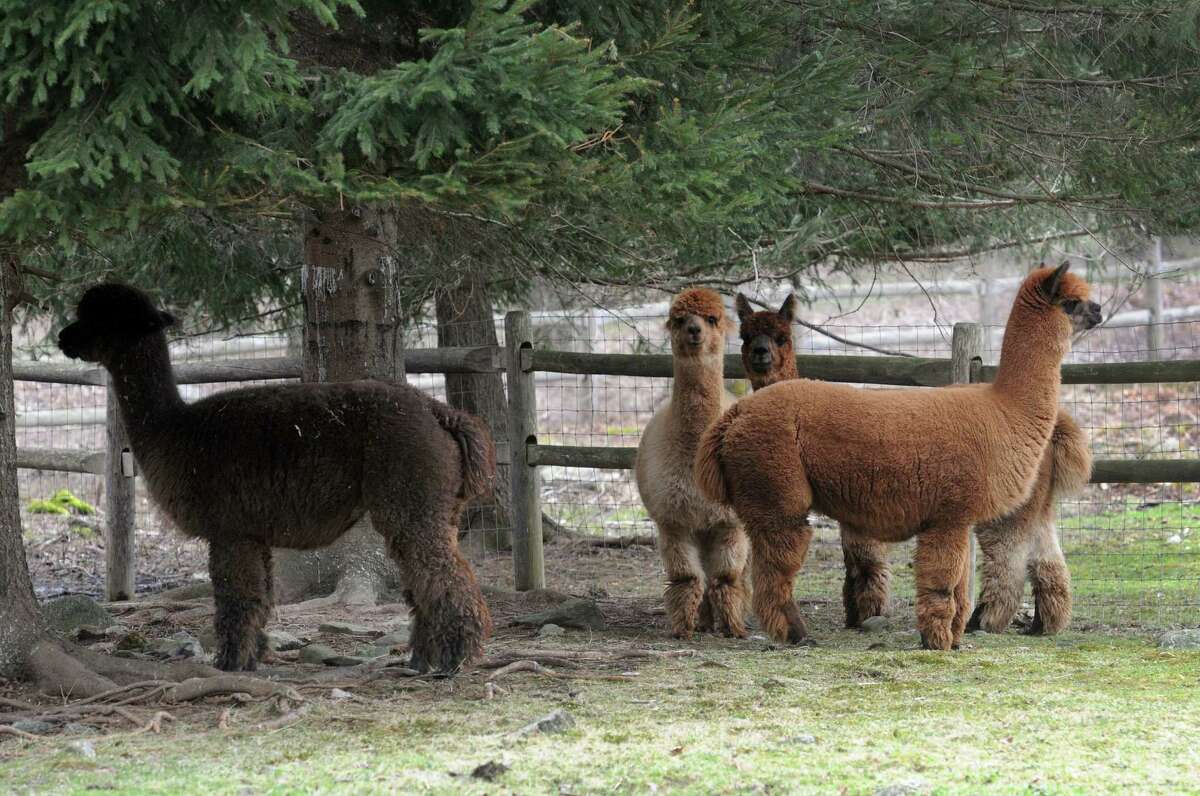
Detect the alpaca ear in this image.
<box><xmin>778</xmin><ymin>294</ymin><xmax>797</xmax><ymax>322</ymax></box>
<box><xmin>735</xmin><ymin>293</ymin><xmax>753</xmax><ymax>323</ymax></box>
<box><xmin>1039</xmin><ymin>261</ymin><xmax>1070</xmax><ymax>303</ymax></box>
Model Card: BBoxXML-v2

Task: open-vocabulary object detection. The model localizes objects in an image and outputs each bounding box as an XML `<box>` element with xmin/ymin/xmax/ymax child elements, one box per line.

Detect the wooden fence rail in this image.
<box><xmin>14</xmin><ymin>321</ymin><xmax>1200</xmax><ymax>594</ymax></box>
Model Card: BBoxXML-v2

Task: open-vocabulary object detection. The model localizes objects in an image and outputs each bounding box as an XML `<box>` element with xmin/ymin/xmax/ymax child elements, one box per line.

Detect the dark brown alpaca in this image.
<box><xmin>58</xmin><ymin>284</ymin><xmax>495</xmax><ymax>673</ymax></box>
<box><xmin>700</xmin><ymin>265</ymin><xmax>1101</xmax><ymax>650</ymax></box>
<box><xmin>735</xmin><ymin>293</ymin><xmax>1092</xmax><ymax>636</ymax></box>
<box><xmin>735</xmin><ymin>293</ymin><xmax>891</xmax><ymax>627</ymax></box>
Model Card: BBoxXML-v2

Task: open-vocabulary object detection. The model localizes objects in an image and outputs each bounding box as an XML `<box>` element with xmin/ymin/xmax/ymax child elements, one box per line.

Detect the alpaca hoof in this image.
<box><xmin>410</xmin><ymin>619</ymin><xmax>482</xmax><ymax>676</ymax></box>
<box><xmin>671</xmin><ymin>629</ymin><xmax>695</xmax><ymax>641</ymax></box>
<box><xmin>919</xmin><ymin>632</ymin><xmax>952</xmax><ymax>651</ymax></box>
<box><xmin>965</xmin><ymin>603</ymin><xmax>985</xmax><ymax>632</ymax></box>
<box><xmin>784</xmin><ymin>623</ymin><xmax>808</xmax><ymax>645</ymax></box>
<box><xmin>1022</xmin><ymin>609</ymin><xmax>1046</xmax><ymax>636</ymax></box>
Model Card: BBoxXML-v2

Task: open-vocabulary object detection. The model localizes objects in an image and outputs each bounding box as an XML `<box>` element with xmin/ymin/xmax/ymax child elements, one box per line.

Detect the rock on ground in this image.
<box><xmin>861</xmin><ymin>615</ymin><xmax>891</xmax><ymax>633</ymax></box>
<box><xmin>1159</xmin><ymin>629</ymin><xmax>1200</xmax><ymax>650</ymax></box>
<box><xmin>513</xmin><ymin>599</ymin><xmax>606</xmax><ymax>631</ymax></box>
<box><xmin>41</xmin><ymin>595</ymin><xmax>115</xmax><ymax>634</ymax></box>
<box><xmin>515</xmin><ymin>709</ymin><xmax>575</xmax><ymax>737</ymax></box>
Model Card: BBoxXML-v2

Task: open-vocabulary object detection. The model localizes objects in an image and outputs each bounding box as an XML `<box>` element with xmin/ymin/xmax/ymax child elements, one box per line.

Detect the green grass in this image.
<box><xmin>1062</xmin><ymin>501</ymin><xmax>1200</xmax><ymax>625</ymax></box>
<box><xmin>3</xmin><ymin>633</ymin><xmax>1199</xmax><ymax>794</ymax></box>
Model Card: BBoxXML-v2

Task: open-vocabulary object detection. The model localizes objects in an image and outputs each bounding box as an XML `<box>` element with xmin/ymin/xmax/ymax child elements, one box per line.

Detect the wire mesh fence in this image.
<box><xmin>13</xmin><ymin>311</ymin><xmax>1200</xmax><ymax>629</ymax></box>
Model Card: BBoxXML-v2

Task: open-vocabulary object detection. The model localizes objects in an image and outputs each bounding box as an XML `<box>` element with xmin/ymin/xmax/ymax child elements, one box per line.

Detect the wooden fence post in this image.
<box><xmin>505</xmin><ymin>311</ymin><xmax>545</xmax><ymax>590</ymax></box>
<box><xmin>1146</xmin><ymin>237</ymin><xmax>1164</xmax><ymax>360</ymax></box>
<box><xmin>951</xmin><ymin>322</ymin><xmax>984</xmax><ymax>600</ymax></box>
<box><xmin>104</xmin><ymin>375</ymin><xmax>136</xmax><ymax>601</ymax></box>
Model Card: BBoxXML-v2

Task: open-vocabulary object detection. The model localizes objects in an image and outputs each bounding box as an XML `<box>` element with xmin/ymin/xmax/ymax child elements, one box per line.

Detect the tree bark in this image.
<box><xmin>435</xmin><ymin>274</ymin><xmax>513</xmax><ymax>551</ymax></box>
<box><xmin>0</xmin><ymin>258</ymin><xmax>45</xmax><ymax>678</ymax></box>
<box><xmin>273</xmin><ymin>206</ymin><xmax>406</xmax><ymax>605</ymax></box>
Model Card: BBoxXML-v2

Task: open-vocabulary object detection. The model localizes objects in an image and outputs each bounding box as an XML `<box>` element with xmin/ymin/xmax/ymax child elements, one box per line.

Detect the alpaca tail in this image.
<box><xmin>431</xmin><ymin>404</ymin><xmax>497</xmax><ymax>500</ymax></box>
<box><xmin>695</xmin><ymin>404</ymin><xmax>741</xmax><ymax>506</ymax></box>
<box><xmin>1048</xmin><ymin>412</ymin><xmax>1092</xmax><ymax>500</ymax></box>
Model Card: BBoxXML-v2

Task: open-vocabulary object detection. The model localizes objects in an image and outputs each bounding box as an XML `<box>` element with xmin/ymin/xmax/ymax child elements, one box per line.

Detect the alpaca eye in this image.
<box><xmin>776</xmin><ymin>336</ymin><xmax>788</xmax><ymax>347</ymax></box>
<box><xmin>706</xmin><ymin>316</ymin><xmax>718</xmax><ymax>326</ymax></box>
<box><xmin>1061</xmin><ymin>299</ymin><xmax>1080</xmax><ymax>313</ymax></box>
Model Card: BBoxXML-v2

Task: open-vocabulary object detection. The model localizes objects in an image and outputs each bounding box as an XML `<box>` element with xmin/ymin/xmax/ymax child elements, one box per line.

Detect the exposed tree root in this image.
<box><xmin>478</xmin><ymin>647</ymin><xmax>695</xmax><ymax>670</ymax></box>
<box><xmin>29</xmin><ymin>641</ymin><xmax>118</xmax><ymax>699</ymax></box>
<box><xmin>163</xmin><ymin>676</ymin><xmax>301</xmax><ymax>703</ymax></box>
<box><xmin>0</xmin><ymin>724</ymin><xmax>44</xmax><ymax>741</ymax></box>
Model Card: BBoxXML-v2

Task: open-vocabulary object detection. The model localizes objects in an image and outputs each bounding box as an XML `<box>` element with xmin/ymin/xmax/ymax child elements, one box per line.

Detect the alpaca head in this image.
<box><xmin>735</xmin><ymin>293</ymin><xmax>798</xmax><ymax>387</ymax></box>
<box><xmin>1026</xmin><ymin>262</ymin><xmax>1102</xmax><ymax>334</ymax></box>
<box><xmin>666</xmin><ymin>288</ymin><xmax>730</xmax><ymax>358</ymax></box>
<box><xmin>58</xmin><ymin>283</ymin><xmax>176</xmax><ymax>365</ymax></box>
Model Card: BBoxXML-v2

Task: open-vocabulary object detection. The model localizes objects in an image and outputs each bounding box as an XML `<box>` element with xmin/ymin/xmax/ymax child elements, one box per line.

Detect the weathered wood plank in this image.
<box><xmin>530</xmin><ymin>350</ymin><xmax>956</xmax><ymax>386</ymax></box>
<box><xmin>977</xmin><ymin>359</ymin><xmax>1200</xmax><ymax>384</ymax></box>
<box><xmin>1089</xmin><ymin>459</ymin><xmax>1200</xmax><ymax>484</ymax></box>
<box><xmin>16</xmin><ymin>447</ymin><xmax>106</xmax><ymax>474</ymax></box>
<box><xmin>526</xmin><ymin>444</ymin><xmax>1199</xmax><ymax>484</ymax></box>
<box><xmin>105</xmin><ymin>375</ymin><xmax>136</xmax><ymax>601</ymax></box>
<box><xmin>506</xmin><ymin>312</ymin><xmax>545</xmax><ymax>591</ymax></box>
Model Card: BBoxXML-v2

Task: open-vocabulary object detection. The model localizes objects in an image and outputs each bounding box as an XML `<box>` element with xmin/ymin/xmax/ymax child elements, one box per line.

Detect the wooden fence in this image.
<box><xmin>13</xmin><ymin>316</ymin><xmax>1200</xmax><ymax>597</ymax></box>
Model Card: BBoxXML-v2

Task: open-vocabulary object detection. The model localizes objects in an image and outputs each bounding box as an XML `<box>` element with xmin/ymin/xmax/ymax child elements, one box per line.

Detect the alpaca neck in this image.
<box><xmin>670</xmin><ymin>353</ymin><xmax>726</xmax><ymax>432</ymax></box>
<box><xmin>991</xmin><ymin>290</ymin><xmax>1066</xmax><ymax>418</ymax></box>
<box><xmin>749</xmin><ymin>357</ymin><xmax>798</xmax><ymax>391</ymax></box>
<box><xmin>105</xmin><ymin>333</ymin><xmax>186</xmax><ymax>439</ymax></box>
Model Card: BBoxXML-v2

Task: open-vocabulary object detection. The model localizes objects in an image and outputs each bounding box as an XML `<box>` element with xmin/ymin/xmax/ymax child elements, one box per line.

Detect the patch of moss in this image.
<box><xmin>27</xmin><ymin>489</ymin><xmax>96</xmax><ymax>516</ymax></box>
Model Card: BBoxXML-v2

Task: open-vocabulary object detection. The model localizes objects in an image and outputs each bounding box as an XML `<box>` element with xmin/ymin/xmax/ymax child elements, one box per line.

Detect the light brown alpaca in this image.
<box><xmin>969</xmin><ymin>413</ymin><xmax>1092</xmax><ymax>635</ymax></box>
<box><xmin>699</xmin><ymin>265</ymin><xmax>1101</xmax><ymax>650</ymax></box>
<box><xmin>736</xmin><ymin>293</ymin><xmax>1093</xmax><ymax>636</ymax></box>
<box><xmin>636</xmin><ymin>288</ymin><xmax>749</xmax><ymax>639</ymax></box>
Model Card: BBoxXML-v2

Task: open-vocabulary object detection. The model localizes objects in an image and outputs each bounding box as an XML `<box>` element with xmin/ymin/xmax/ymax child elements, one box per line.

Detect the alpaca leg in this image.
<box><xmin>747</xmin><ymin>520</ymin><xmax>813</xmax><ymax>644</ymax></box>
<box><xmin>967</xmin><ymin>525</ymin><xmax>1031</xmax><ymax>634</ymax></box>
<box><xmin>209</xmin><ymin>539</ymin><xmax>271</xmax><ymax>672</ymax></box>
<box><xmin>700</xmin><ymin>525</ymin><xmax>750</xmax><ymax>638</ymax></box>
<box><xmin>256</xmin><ymin>546</ymin><xmax>275</xmax><ymax>657</ymax></box>
<box><xmin>1026</xmin><ymin>523</ymin><xmax>1072</xmax><ymax>635</ymax></box>
<box><xmin>379</xmin><ymin>517</ymin><xmax>490</xmax><ymax>674</ymax></box>
<box><xmin>913</xmin><ymin>525</ymin><xmax>970</xmax><ymax>651</ymax></box>
<box><xmin>659</xmin><ymin>526</ymin><xmax>706</xmax><ymax>639</ymax></box>
<box><xmin>840</xmin><ymin>525</ymin><xmax>891</xmax><ymax>628</ymax></box>
<box><xmin>950</xmin><ymin>543</ymin><xmax>973</xmax><ymax>649</ymax></box>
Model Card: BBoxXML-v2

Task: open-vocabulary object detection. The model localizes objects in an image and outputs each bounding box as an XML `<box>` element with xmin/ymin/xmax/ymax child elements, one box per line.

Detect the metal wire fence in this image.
<box><xmin>14</xmin><ymin>312</ymin><xmax>1200</xmax><ymax>629</ymax></box>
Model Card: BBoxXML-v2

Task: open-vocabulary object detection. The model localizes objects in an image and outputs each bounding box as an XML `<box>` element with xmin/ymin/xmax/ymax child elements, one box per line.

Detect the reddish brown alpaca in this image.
<box><xmin>699</xmin><ymin>265</ymin><xmax>1101</xmax><ymax>650</ymax></box>
<box><xmin>636</xmin><ymin>288</ymin><xmax>749</xmax><ymax>639</ymax></box>
<box><xmin>735</xmin><ymin>293</ymin><xmax>1092</xmax><ymax>635</ymax></box>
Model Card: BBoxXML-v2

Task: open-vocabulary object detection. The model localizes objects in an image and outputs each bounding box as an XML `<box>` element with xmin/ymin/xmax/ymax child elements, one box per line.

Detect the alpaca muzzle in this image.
<box><xmin>57</xmin><ymin>322</ymin><xmax>87</xmax><ymax>360</ymax></box>
<box><xmin>1070</xmin><ymin>300</ymin><xmax>1103</xmax><ymax>332</ymax></box>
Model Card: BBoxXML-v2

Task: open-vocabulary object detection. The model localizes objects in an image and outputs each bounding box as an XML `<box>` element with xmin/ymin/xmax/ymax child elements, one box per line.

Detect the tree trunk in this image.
<box><xmin>0</xmin><ymin>258</ymin><xmax>44</xmax><ymax>678</ymax></box>
<box><xmin>435</xmin><ymin>274</ymin><xmax>513</xmax><ymax>551</ymax></box>
<box><xmin>273</xmin><ymin>206</ymin><xmax>406</xmax><ymax>605</ymax></box>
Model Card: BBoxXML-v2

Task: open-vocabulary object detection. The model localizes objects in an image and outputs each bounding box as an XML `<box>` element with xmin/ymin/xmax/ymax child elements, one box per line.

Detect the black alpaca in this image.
<box><xmin>58</xmin><ymin>284</ymin><xmax>495</xmax><ymax>673</ymax></box>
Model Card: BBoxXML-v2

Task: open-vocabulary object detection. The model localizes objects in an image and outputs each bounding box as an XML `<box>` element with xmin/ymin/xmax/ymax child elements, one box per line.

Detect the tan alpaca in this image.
<box><xmin>969</xmin><ymin>413</ymin><xmax>1092</xmax><ymax>635</ymax></box>
<box><xmin>636</xmin><ymin>288</ymin><xmax>749</xmax><ymax>639</ymax></box>
<box><xmin>735</xmin><ymin>293</ymin><xmax>1092</xmax><ymax>636</ymax></box>
<box><xmin>698</xmin><ymin>265</ymin><xmax>1102</xmax><ymax>650</ymax></box>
